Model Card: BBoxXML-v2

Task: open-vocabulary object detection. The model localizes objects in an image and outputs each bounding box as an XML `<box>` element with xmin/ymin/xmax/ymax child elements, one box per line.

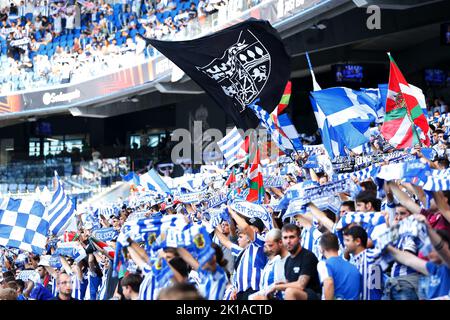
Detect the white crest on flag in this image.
<box><xmin>196</xmin><ymin>29</ymin><xmax>271</xmax><ymax>111</ymax></box>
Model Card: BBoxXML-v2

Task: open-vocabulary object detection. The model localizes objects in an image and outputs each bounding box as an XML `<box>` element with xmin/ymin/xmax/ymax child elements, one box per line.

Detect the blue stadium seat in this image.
<box><xmin>130</xmin><ymin>29</ymin><xmax>137</xmax><ymax>38</ymax></box>
<box><xmin>74</xmin><ymin>29</ymin><xmax>81</xmax><ymax>37</ymax></box>
<box><xmin>116</xmin><ymin>37</ymin><xmax>124</xmax><ymax>46</ymax></box>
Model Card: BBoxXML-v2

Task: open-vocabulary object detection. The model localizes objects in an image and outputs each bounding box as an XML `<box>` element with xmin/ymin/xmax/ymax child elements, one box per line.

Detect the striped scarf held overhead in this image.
<box><xmin>375</xmin><ymin>215</ymin><xmax>432</xmax><ymax>256</ymax></box>
<box><xmin>333</xmin><ymin>212</ymin><xmax>388</xmax><ymax>246</ymax></box>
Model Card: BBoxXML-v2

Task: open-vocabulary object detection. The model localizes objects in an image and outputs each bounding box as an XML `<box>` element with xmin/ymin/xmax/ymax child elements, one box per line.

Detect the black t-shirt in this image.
<box><xmin>284</xmin><ymin>247</ymin><xmax>321</xmax><ymax>294</ymax></box>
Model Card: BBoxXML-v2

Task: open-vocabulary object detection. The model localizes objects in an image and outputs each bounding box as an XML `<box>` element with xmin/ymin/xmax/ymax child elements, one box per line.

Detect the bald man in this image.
<box><xmin>249</xmin><ymin>228</ymin><xmax>288</xmax><ymax>300</ymax></box>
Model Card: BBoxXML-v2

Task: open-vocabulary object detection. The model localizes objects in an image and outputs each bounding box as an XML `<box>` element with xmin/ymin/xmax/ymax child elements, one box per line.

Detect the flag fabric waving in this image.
<box><xmin>142</xmin><ymin>18</ymin><xmax>291</xmax><ymax>130</ymax></box>
<box><xmin>310</xmin><ymin>87</ymin><xmax>378</xmax><ymax>158</ymax></box>
<box><xmin>246</xmin><ymin>148</ymin><xmax>264</xmax><ymax>203</ymax></box>
<box><xmin>139</xmin><ymin>169</ymin><xmax>173</xmax><ymax>195</ymax></box>
<box><xmin>217</xmin><ymin>127</ymin><xmax>245</xmax><ymax>164</ymax></box>
<box><xmin>0</xmin><ymin>198</ymin><xmax>49</xmax><ymax>254</ymax></box>
<box><xmin>45</xmin><ymin>172</ymin><xmax>76</xmax><ymax>236</ymax></box>
<box><xmin>381</xmin><ymin>53</ymin><xmax>430</xmax><ymax>149</ymax></box>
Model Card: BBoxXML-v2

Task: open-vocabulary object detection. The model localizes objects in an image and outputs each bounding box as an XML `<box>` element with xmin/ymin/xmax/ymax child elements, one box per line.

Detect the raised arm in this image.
<box><xmin>415</xmin><ymin>214</ymin><xmax>450</xmax><ymax>268</ymax></box>
<box><xmin>227</xmin><ymin>206</ymin><xmax>255</xmax><ymax>241</ymax></box>
<box><xmin>432</xmin><ymin>191</ymin><xmax>450</xmax><ymax>224</ymax></box>
<box><xmin>127</xmin><ymin>241</ymin><xmax>151</xmax><ymax>271</ymax></box>
<box><xmin>214</xmin><ymin>227</ymin><xmax>234</xmax><ymax>250</ymax></box>
<box><xmin>386</xmin><ymin>245</ymin><xmax>428</xmax><ymax>275</ymax></box>
<box><xmin>387</xmin><ymin>181</ymin><xmax>421</xmax><ymax>215</ymax></box>
<box><xmin>308</xmin><ymin>203</ymin><xmax>335</xmax><ymax>232</ymax></box>
<box><xmin>177</xmin><ymin>247</ymin><xmax>199</xmax><ymax>271</ymax></box>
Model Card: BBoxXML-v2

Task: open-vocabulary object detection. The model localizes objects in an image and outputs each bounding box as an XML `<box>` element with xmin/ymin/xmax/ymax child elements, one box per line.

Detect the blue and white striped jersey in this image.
<box><xmin>139</xmin><ymin>265</ymin><xmax>159</xmax><ymax>300</ymax></box>
<box><xmin>301</xmin><ymin>225</ymin><xmax>323</xmax><ymax>260</ymax></box>
<box><xmin>230</xmin><ymin>232</ymin><xmax>267</xmax><ymax>293</ymax></box>
<box><xmin>350</xmin><ymin>248</ymin><xmax>384</xmax><ymax>300</ymax></box>
<box><xmin>259</xmin><ymin>255</ymin><xmax>286</xmax><ymax>290</ymax></box>
<box><xmin>71</xmin><ymin>273</ymin><xmax>82</xmax><ymax>300</ymax></box>
<box><xmin>391</xmin><ymin>235</ymin><xmax>420</xmax><ymax>278</ymax></box>
<box><xmin>197</xmin><ymin>266</ymin><xmax>229</xmax><ymax>300</ymax></box>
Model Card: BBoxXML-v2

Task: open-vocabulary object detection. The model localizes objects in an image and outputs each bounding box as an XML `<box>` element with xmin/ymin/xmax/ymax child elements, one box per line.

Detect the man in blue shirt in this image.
<box><xmin>317</xmin><ymin>232</ymin><xmax>361</xmax><ymax>300</ymax></box>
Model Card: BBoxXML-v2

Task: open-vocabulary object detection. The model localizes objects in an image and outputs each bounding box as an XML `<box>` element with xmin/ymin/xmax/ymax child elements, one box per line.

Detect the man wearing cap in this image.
<box><xmin>215</xmin><ymin>206</ymin><xmax>267</xmax><ymax>300</ymax></box>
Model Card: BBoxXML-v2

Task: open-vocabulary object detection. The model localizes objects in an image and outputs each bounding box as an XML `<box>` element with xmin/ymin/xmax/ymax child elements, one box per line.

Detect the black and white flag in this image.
<box><xmin>143</xmin><ymin>18</ymin><xmax>291</xmax><ymax>130</ymax></box>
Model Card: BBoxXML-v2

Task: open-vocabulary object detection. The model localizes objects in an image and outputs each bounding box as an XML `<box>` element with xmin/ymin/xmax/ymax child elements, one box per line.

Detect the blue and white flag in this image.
<box><xmin>360</xmin><ymin>84</ymin><xmax>388</xmax><ymax>122</ymax></box>
<box><xmin>277</xmin><ymin>113</ymin><xmax>304</xmax><ymax>151</ymax></box>
<box><xmin>310</xmin><ymin>87</ymin><xmax>378</xmax><ymax>159</ymax></box>
<box><xmin>0</xmin><ymin>198</ymin><xmax>49</xmax><ymax>254</ymax></box>
<box><xmin>217</xmin><ymin>127</ymin><xmax>245</xmax><ymax>164</ymax></box>
<box><xmin>121</xmin><ymin>172</ymin><xmax>141</xmax><ymax>185</ymax></box>
<box><xmin>140</xmin><ymin>169</ymin><xmax>173</xmax><ymax>195</ymax></box>
<box><xmin>45</xmin><ymin>172</ymin><xmax>76</xmax><ymax>236</ymax></box>
<box><xmin>247</xmin><ymin>101</ymin><xmax>298</xmax><ymax>154</ymax></box>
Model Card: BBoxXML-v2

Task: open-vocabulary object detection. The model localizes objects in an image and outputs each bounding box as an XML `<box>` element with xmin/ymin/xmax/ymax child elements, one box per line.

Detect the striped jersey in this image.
<box><xmin>71</xmin><ymin>273</ymin><xmax>82</xmax><ymax>300</ymax></box>
<box><xmin>259</xmin><ymin>255</ymin><xmax>286</xmax><ymax>290</ymax></box>
<box><xmin>139</xmin><ymin>264</ymin><xmax>159</xmax><ymax>300</ymax></box>
<box><xmin>230</xmin><ymin>232</ymin><xmax>267</xmax><ymax>293</ymax></box>
<box><xmin>301</xmin><ymin>225</ymin><xmax>322</xmax><ymax>260</ymax></box>
<box><xmin>391</xmin><ymin>235</ymin><xmax>420</xmax><ymax>277</ymax></box>
<box><xmin>98</xmin><ymin>265</ymin><xmax>109</xmax><ymax>300</ymax></box>
<box><xmin>197</xmin><ymin>266</ymin><xmax>229</xmax><ymax>300</ymax></box>
<box><xmin>350</xmin><ymin>248</ymin><xmax>384</xmax><ymax>300</ymax></box>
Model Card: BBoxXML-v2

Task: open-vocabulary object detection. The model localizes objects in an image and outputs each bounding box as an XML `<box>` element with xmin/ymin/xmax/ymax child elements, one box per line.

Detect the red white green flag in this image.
<box><xmin>381</xmin><ymin>53</ymin><xmax>430</xmax><ymax>149</ymax></box>
<box><xmin>225</xmin><ymin>168</ymin><xmax>236</xmax><ymax>187</ymax></box>
<box><xmin>246</xmin><ymin>148</ymin><xmax>264</xmax><ymax>203</ymax></box>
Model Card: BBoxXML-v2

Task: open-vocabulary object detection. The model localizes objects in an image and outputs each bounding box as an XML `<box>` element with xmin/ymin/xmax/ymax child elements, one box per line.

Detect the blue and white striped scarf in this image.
<box><xmin>333</xmin><ymin>212</ymin><xmax>387</xmax><ymax>246</ymax></box>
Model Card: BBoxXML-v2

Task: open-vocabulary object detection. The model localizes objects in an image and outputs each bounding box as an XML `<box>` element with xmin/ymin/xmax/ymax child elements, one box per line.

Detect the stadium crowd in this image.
<box><xmin>0</xmin><ymin>0</ymin><xmax>248</xmax><ymax>94</ymax></box>
<box><xmin>1</xmin><ymin>104</ymin><xmax>450</xmax><ymax>301</ymax></box>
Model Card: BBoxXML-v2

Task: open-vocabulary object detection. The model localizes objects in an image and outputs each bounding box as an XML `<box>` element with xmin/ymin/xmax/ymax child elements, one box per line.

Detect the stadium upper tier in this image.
<box><xmin>0</xmin><ymin>0</ymin><xmax>233</xmax><ymax>93</ymax></box>
<box><xmin>0</xmin><ymin>0</ymin><xmax>330</xmax><ymax>96</ymax></box>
